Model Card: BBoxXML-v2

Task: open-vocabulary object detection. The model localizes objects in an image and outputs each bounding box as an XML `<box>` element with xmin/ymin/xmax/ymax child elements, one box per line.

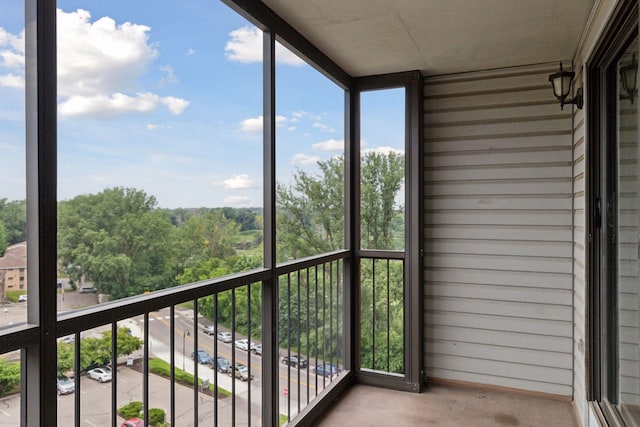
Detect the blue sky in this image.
<box><xmin>0</xmin><ymin>0</ymin><xmax>404</xmax><ymax>209</ymax></box>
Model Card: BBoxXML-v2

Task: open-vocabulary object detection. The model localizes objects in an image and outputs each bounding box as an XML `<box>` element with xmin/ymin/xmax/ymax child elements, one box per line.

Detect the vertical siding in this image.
<box><xmin>423</xmin><ymin>63</ymin><xmax>574</xmax><ymax>396</ymax></box>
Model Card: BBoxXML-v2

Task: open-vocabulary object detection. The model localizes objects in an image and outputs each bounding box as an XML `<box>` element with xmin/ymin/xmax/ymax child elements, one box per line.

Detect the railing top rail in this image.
<box><xmin>275</xmin><ymin>250</ymin><xmax>350</xmax><ymax>276</ymax></box>
<box><xmin>56</xmin><ymin>267</ymin><xmax>270</xmax><ymax>336</ymax></box>
<box><xmin>359</xmin><ymin>249</ymin><xmax>405</xmax><ymax>260</ymax></box>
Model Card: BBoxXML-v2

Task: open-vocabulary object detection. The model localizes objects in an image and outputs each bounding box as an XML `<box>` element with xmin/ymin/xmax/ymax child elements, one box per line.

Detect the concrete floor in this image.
<box><xmin>316</xmin><ymin>383</ymin><xmax>578</xmax><ymax>427</ymax></box>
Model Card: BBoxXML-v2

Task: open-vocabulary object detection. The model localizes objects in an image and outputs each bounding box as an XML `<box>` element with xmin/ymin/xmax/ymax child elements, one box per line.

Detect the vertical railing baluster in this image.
<box><xmin>286</xmin><ymin>273</ymin><xmax>291</xmax><ymax>421</ymax></box>
<box><xmin>247</xmin><ymin>284</ymin><xmax>252</xmax><ymax>426</ymax></box>
<box><xmin>170</xmin><ymin>306</ymin><xmax>176</xmax><ymax>427</ymax></box>
<box><xmin>213</xmin><ymin>293</ymin><xmax>218</xmax><ymax>427</ymax></box>
<box><xmin>193</xmin><ymin>299</ymin><xmax>199</xmax><ymax>427</ymax></box>
<box><xmin>336</xmin><ymin>260</ymin><xmax>341</xmax><ymax>371</ymax></box>
<box><xmin>111</xmin><ymin>322</ymin><xmax>117</xmax><ymax>427</ymax></box>
<box><xmin>322</xmin><ymin>263</ymin><xmax>326</xmax><ymax>388</ymax></box>
<box><xmin>329</xmin><ymin>260</ymin><xmax>334</xmax><ymax>383</ymax></box>
<box><xmin>74</xmin><ymin>332</ymin><xmax>80</xmax><ymax>427</ymax></box>
<box><xmin>306</xmin><ymin>267</ymin><xmax>310</xmax><ymax>405</ymax></box>
<box><xmin>387</xmin><ymin>259</ymin><xmax>391</xmax><ymax>372</ymax></box>
<box><xmin>143</xmin><ymin>313</ymin><xmax>149</xmax><ymax>425</ymax></box>
<box><xmin>314</xmin><ymin>265</ymin><xmax>319</xmax><ymax>396</ymax></box>
<box><xmin>372</xmin><ymin>258</ymin><xmax>376</xmax><ymax>370</ymax></box>
<box><xmin>297</xmin><ymin>269</ymin><xmax>301</xmax><ymax>415</ymax></box>
<box><xmin>231</xmin><ymin>289</ymin><xmax>236</xmax><ymax>427</ymax></box>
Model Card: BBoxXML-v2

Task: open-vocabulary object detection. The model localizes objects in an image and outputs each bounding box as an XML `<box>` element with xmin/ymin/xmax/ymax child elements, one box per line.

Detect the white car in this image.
<box><xmin>217</xmin><ymin>331</ymin><xmax>232</xmax><ymax>343</ymax></box>
<box><xmin>18</xmin><ymin>294</ymin><xmax>27</xmax><ymax>302</ymax></box>
<box><xmin>235</xmin><ymin>339</ymin><xmax>257</xmax><ymax>351</ymax></box>
<box><xmin>87</xmin><ymin>367</ymin><xmax>112</xmax><ymax>383</ymax></box>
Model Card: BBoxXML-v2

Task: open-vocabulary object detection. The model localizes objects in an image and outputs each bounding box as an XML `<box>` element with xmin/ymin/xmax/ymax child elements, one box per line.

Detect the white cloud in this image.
<box><xmin>217</xmin><ymin>174</ymin><xmax>256</xmax><ymax>190</ymax></box>
<box><xmin>58</xmin><ymin>92</ymin><xmax>189</xmax><ymax>118</ymax></box>
<box><xmin>363</xmin><ymin>146</ymin><xmax>405</xmax><ymax>155</ymax></box>
<box><xmin>146</xmin><ymin>123</ymin><xmax>173</xmax><ymax>130</ymax></box>
<box><xmin>224</xmin><ymin>195</ymin><xmax>250</xmax><ymax>205</ymax></box>
<box><xmin>290</xmin><ymin>153</ymin><xmax>320</xmax><ymax>165</ymax></box>
<box><xmin>158</xmin><ymin>65</ymin><xmax>178</xmax><ymax>86</ymax></box>
<box><xmin>185</xmin><ymin>48</ymin><xmax>195</xmax><ymax>56</ymax></box>
<box><xmin>0</xmin><ymin>28</ymin><xmax>25</xmax><ymax>88</ymax></box>
<box><xmin>0</xmin><ymin>73</ymin><xmax>24</xmax><ymax>88</ymax></box>
<box><xmin>0</xmin><ymin>9</ymin><xmax>190</xmax><ymax>116</ymax></box>
<box><xmin>292</xmin><ymin>110</ymin><xmax>321</xmax><ymax>120</ymax></box>
<box><xmin>241</xmin><ymin>114</ymin><xmax>288</xmax><ymax>132</ymax></box>
<box><xmin>225</xmin><ymin>26</ymin><xmax>305</xmax><ymax>66</ymax></box>
<box><xmin>312</xmin><ymin>139</ymin><xmax>344</xmax><ymax>152</ymax></box>
<box><xmin>313</xmin><ymin>122</ymin><xmax>336</xmax><ymax>133</ymax></box>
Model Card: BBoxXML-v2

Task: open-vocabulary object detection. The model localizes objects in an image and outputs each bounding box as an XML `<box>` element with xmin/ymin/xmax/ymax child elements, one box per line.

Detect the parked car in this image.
<box><xmin>314</xmin><ymin>363</ymin><xmax>339</xmax><ymax>377</ymax></box>
<box><xmin>56</xmin><ymin>375</ymin><xmax>75</xmax><ymax>395</ymax></box>
<box><xmin>191</xmin><ymin>350</ymin><xmax>212</xmax><ymax>365</ymax></box>
<box><xmin>79</xmin><ymin>286</ymin><xmax>97</xmax><ymax>293</ymax></box>
<box><xmin>211</xmin><ymin>356</ymin><xmax>230</xmax><ymax>373</ymax></box>
<box><xmin>235</xmin><ymin>339</ymin><xmax>257</xmax><ymax>351</ymax></box>
<box><xmin>282</xmin><ymin>354</ymin><xmax>308</xmax><ymax>368</ymax></box>
<box><xmin>87</xmin><ymin>366</ymin><xmax>112</xmax><ymax>383</ymax></box>
<box><xmin>251</xmin><ymin>344</ymin><xmax>262</xmax><ymax>356</ymax></box>
<box><xmin>202</xmin><ymin>325</ymin><xmax>216</xmax><ymax>335</ymax></box>
<box><xmin>120</xmin><ymin>418</ymin><xmax>144</xmax><ymax>427</ymax></box>
<box><xmin>18</xmin><ymin>294</ymin><xmax>27</xmax><ymax>302</ymax></box>
<box><xmin>217</xmin><ymin>331</ymin><xmax>232</xmax><ymax>343</ymax></box>
<box><xmin>227</xmin><ymin>363</ymin><xmax>254</xmax><ymax>381</ymax></box>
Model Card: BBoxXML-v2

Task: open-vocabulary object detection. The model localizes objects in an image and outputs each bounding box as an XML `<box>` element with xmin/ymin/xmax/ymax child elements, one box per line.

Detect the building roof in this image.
<box><xmin>0</xmin><ymin>242</ymin><xmax>27</xmax><ymax>270</ymax></box>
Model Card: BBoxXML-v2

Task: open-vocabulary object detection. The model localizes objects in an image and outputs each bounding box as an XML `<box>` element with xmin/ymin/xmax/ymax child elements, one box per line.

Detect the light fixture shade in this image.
<box><xmin>548</xmin><ymin>63</ymin><xmax>582</xmax><ymax>110</ymax></box>
<box><xmin>620</xmin><ymin>53</ymin><xmax>638</xmax><ymax>103</ymax></box>
<box><xmin>548</xmin><ymin>64</ymin><xmax>575</xmax><ymax>101</ymax></box>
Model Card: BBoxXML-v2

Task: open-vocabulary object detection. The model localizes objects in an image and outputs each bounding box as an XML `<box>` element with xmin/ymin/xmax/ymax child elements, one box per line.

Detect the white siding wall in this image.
<box><xmin>423</xmin><ymin>63</ymin><xmax>575</xmax><ymax>397</ymax></box>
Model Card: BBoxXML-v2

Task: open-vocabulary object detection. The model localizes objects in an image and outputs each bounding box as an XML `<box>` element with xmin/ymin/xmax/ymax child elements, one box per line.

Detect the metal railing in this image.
<box><xmin>359</xmin><ymin>252</ymin><xmax>405</xmax><ymax>375</ymax></box>
<box><xmin>0</xmin><ymin>251</ymin><xmax>350</xmax><ymax>426</ymax></box>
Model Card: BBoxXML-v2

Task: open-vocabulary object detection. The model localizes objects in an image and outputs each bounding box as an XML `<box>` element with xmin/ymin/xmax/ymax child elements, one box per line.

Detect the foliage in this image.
<box><xmin>148</xmin><ymin>408</ymin><xmax>166</xmax><ymax>425</ymax></box>
<box><xmin>57</xmin><ymin>327</ymin><xmax>143</xmax><ymax>374</ymax></box>
<box><xmin>148</xmin><ymin>358</ymin><xmax>231</xmax><ymax>397</ymax></box>
<box><xmin>5</xmin><ymin>290</ymin><xmax>26</xmax><ymax>303</ymax></box>
<box><xmin>0</xmin><ymin>199</ymin><xmax>26</xmax><ymax>245</ymax></box>
<box><xmin>276</xmin><ymin>152</ymin><xmax>404</xmax><ymax>261</ymax></box>
<box><xmin>58</xmin><ymin>187</ymin><xmax>177</xmax><ymax>298</ymax></box>
<box><xmin>118</xmin><ymin>401</ymin><xmax>143</xmax><ymax>419</ymax></box>
<box><xmin>0</xmin><ymin>359</ymin><xmax>20</xmax><ymax>395</ymax></box>
<box><xmin>0</xmin><ymin>221</ymin><xmax>7</xmax><ymax>256</ymax></box>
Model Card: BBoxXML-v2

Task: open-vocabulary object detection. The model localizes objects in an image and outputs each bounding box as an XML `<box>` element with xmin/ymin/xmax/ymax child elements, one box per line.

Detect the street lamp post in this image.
<box><xmin>182</xmin><ymin>329</ymin><xmax>190</xmax><ymax>371</ymax></box>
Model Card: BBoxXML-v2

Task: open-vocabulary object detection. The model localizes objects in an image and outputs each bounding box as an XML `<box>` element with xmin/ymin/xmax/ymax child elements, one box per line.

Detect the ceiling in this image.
<box><xmin>262</xmin><ymin>0</ymin><xmax>596</xmax><ymax>77</ymax></box>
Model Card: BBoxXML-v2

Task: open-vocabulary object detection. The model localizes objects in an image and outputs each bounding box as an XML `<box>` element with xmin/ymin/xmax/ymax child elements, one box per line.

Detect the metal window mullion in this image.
<box><xmin>329</xmin><ymin>261</ymin><xmax>334</xmax><ymax>381</ymax></box>
<box><xmin>25</xmin><ymin>0</ymin><xmax>58</xmax><ymax>425</ymax></box>
<box><xmin>74</xmin><ymin>334</ymin><xmax>81</xmax><ymax>427</ymax></box>
<box><xmin>306</xmin><ymin>267</ymin><xmax>310</xmax><ymax>404</ymax></box>
<box><xmin>262</xmin><ymin>28</ymin><xmax>278</xmax><ymax>427</ymax></box>
<box><xmin>372</xmin><ymin>259</ymin><xmax>376</xmax><ymax>370</ymax></box>
<box><xmin>286</xmin><ymin>274</ymin><xmax>291</xmax><ymax>421</ymax></box>
<box><xmin>296</xmin><ymin>270</ymin><xmax>301</xmax><ymax>414</ymax></box>
<box><xmin>387</xmin><ymin>259</ymin><xmax>391</xmax><ymax>372</ymax></box>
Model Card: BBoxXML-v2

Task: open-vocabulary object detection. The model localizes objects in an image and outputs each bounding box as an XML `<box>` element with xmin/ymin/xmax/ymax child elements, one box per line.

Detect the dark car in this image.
<box><xmin>314</xmin><ymin>363</ymin><xmax>339</xmax><ymax>377</ymax></box>
<box><xmin>191</xmin><ymin>350</ymin><xmax>212</xmax><ymax>365</ymax></box>
<box><xmin>281</xmin><ymin>354</ymin><xmax>307</xmax><ymax>368</ymax></box>
<box><xmin>210</xmin><ymin>356</ymin><xmax>230</xmax><ymax>373</ymax></box>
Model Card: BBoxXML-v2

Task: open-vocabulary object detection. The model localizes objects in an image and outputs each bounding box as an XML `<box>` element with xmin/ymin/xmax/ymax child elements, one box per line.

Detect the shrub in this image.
<box><xmin>148</xmin><ymin>408</ymin><xmax>166</xmax><ymax>425</ymax></box>
<box><xmin>118</xmin><ymin>401</ymin><xmax>142</xmax><ymax>419</ymax></box>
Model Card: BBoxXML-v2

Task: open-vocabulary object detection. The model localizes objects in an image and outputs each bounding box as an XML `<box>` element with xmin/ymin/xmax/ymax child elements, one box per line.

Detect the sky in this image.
<box><xmin>0</xmin><ymin>0</ymin><xmax>405</xmax><ymax>209</ymax></box>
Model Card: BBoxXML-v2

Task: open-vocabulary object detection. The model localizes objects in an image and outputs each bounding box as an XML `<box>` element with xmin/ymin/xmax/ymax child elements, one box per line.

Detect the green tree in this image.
<box><xmin>0</xmin><ymin>199</ymin><xmax>26</xmax><ymax>245</ymax></box>
<box><xmin>0</xmin><ymin>221</ymin><xmax>7</xmax><ymax>256</ymax></box>
<box><xmin>0</xmin><ymin>359</ymin><xmax>20</xmax><ymax>395</ymax></box>
<box><xmin>57</xmin><ymin>342</ymin><xmax>74</xmax><ymax>376</ymax></box>
<box><xmin>58</xmin><ymin>187</ymin><xmax>176</xmax><ymax>298</ymax></box>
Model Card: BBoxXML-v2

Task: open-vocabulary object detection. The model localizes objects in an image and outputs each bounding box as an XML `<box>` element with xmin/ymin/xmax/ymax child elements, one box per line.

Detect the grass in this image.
<box><xmin>5</xmin><ymin>290</ymin><xmax>26</xmax><ymax>303</ymax></box>
<box><xmin>148</xmin><ymin>357</ymin><xmax>232</xmax><ymax>397</ymax></box>
<box><xmin>279</xmin><ymin>414</ymin><xmax>289</xmax><ymax>426</ymax></box>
